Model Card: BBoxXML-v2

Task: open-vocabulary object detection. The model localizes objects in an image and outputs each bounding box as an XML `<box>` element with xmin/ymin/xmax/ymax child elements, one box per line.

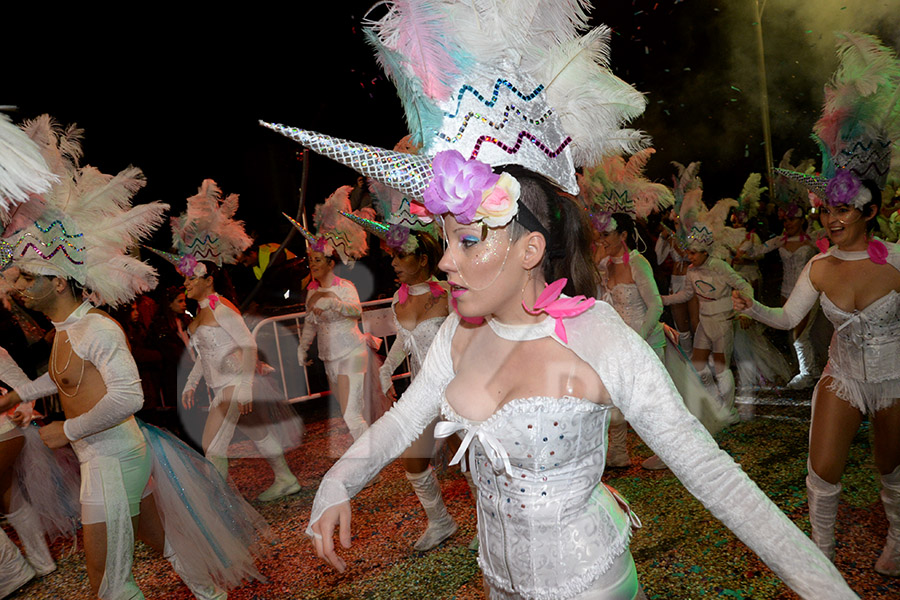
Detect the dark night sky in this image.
<box><xmin>6</xmin><ymin>1</ymin><xmax>898</xmax><ymax>250</ymax></box>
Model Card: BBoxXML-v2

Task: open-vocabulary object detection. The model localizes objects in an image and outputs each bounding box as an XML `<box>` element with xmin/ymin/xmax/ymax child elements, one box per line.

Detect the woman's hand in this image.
<box><xmin>239</xmin><ymin>400</ymin><xmax>253</xmax><ymax>416</ymax></box>
<box><xmin>182</xmin><ymin>387</ymin><xmax>196</xmax><ymax>410</ymax></box>
<box><xmin>310</xmin><ymin>502</ymin><xmax>353</xmax><ymax>572</ymax></box>
<box><xmin>732</xmin><ymin>290</ymin><xmax>753</xmax><ymax>312</ymax></box>
<box><xmin>39</xmin><ymin>421</ymin><xmax>70</xmax><ymax>449</ymax></box>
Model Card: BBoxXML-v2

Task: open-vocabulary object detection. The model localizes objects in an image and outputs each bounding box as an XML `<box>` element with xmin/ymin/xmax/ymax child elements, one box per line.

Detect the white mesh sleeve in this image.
<box><xmin>743</xmin><ymin>261</ymin><xmax>819</xmax><ymax>330</ymax></box>
<box><xmin>62</xmin><ymin>316</ymin><xmax>144</xmax><ymax>442</ymax></box>
<box><xmin>572</xmin><ymin>305</ymin><xmax>856</xmax><ymax>599</ymax></box>
<box><xmin>306</xmin><ymin>317</ymin><xmax>458</xmax><ymax>534</ymax></box>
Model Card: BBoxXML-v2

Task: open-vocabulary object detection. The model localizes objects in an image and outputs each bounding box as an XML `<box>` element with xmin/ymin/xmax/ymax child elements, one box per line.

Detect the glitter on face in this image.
<box><xmin>443</xmin><ymin>218</ymin><xmax>512</xmax><ymax>292</ymax></box>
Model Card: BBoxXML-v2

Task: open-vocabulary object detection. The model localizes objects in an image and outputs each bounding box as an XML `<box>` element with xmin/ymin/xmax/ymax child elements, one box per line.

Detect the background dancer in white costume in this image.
<box><xmin>346</xmin><ymin>206</ymin><xmax>459</xmax><ymax>551</ymax></box>
<box><xmin>263</xmin><ymin>2</ymin><xmax>858</xmax><ymax>597</ymax></box>
<box><xmin>287</xmin><ymin>187</ymin><xmax>384</xmax><ymax>444</ymax></box>
<box><xmin>154</xmin><ymin>179</ymin><xmax>303</xmax><ymax>501</ymax></box>
<box><xmin>0</xmin><ymin>110</ymin><xmax>77</xmax><ymax>598</ymax></box>
<box><xmin>0</xmin><ymin>346</ymin><xmax>79</xmax><ymax>597</ymax></box>
<box><xmin>735</xmin><ymin>32</ymin><xmax>900</xmax><ymax>577</ymax></box>
<box><xmin>661</xmin><ymin>192</ymin><xmax>749</xmax><ymax>422</ymax></box>
<box><xmin>0</xmin><ymin>116</ymin><xmax>271</xmax><ymax>600</ymax></box>
<box><xmin>739</xmin><ymin>151</ymin><xmax>828</xmax><ymax>390</ymax></box>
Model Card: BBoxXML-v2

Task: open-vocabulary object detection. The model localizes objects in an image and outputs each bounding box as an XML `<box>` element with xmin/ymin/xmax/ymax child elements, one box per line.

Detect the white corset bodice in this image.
<box><xmin>779</xmin><ymin>244</ymin><xmax>816</xmax><ymax>296</ymax></box>
<box><xmin>440</xmin><ymin>396</ymin><xmax>632</xmax><ymax>599</ymax></box>
<box><xmin>821</xmin><ymin>290</ymin><xmax>900</xmax><ymax>384</ymax></box>
<box><xmin>189</xmin><ymin>325</ymin><xmax>243</xmax><ymax>391</ymax></box>
<box><xmin>393</xmin><ymin>315</ymin><xmax>445</xmax><ymax>376</ymax></box>
<box><xmin>605</xmin><ymin>284</ymin><xmax>664</xmax><ymax>349</ymax></box>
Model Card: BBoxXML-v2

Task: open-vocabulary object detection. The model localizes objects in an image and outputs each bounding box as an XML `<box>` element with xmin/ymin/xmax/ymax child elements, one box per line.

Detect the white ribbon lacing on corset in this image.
<box><xmin>434</xmin><ymin>420</ymin><xmax>513</xmax><ymax>476</ymax></box>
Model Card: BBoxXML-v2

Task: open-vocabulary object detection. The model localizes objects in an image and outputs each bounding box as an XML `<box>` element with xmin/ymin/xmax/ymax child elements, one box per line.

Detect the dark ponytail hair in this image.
<box><xmin>411</xmin><ymin>231</ymin><xmax>444</xmax><ymax>278</ymax></box>
<box><xmin>860</xmin><ymin>178</ymin><xmax>882</xmax><ymax>235</ymax></box>
<box><xmin>199</xmin><ymin>261</ymin><xmax>238</xmax><ymax>305</ymax></box>
<box><xmin>502</xmin><ymin>165</ymin><xmax>597</xmax><ymax>298</ymax></box>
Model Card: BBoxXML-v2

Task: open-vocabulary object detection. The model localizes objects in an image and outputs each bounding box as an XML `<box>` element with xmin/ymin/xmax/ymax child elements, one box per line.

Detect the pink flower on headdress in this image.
<box><xmin>424</xmin><ymin>150</ymin><xmax>499</xmax><ymax>224</ymax></box>
<box><xmin>408</xmin><ymin>200</ymin><xmax>434</xmax><ymax>223</ymax></box>
<box><xmin>825</xmin><ymin>170</ymin><xmax>861</xmax><ymax>207</ymax></box>
<box><xmin>311</xmin><ymin>237</ymin><xmax>328</xmax><ymax>253</ymax></box>
<box><xmin>590</xmin><ymin>212</ymin><xmax>614</xmax><ymax>233</ymax></box>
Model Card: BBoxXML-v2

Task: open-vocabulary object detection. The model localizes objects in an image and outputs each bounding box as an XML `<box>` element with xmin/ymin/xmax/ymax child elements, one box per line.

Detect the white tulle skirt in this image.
<box><xmin>732</xmin><ymin>323</ymin><xmax>792</xmax><ymax>389</ymax></box>
<box><xmin>10</xmin><ymin>425</ymin><xmax>80</xmax><ymax>542</ymax></box>
<box><xmin>138</xmin><ymin>420</ymin><xmax>275</xmax><ymax>588</ymax></box>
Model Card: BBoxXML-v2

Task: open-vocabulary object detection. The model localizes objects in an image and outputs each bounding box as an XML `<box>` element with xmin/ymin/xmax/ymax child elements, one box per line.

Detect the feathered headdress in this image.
<box><xmin>578</xmin><ymin>148</ymin><xmax>673</xmax><ymax>233</ymax></box>
<box><xmin>679</xmin><ymin>190</ymin><xmax>744</xmax><ymax>260</ymax></box>
<box><xmin>0</xmin><ymin>111</ymin><xmax>58</xmax><ymax>224</ymax></box>
<box><xmin>1</xmin><ymin>116</ymin><xmax>167</xmax><ymax>307</ymax></box>
<box><xmin>157</xmin><ymin>179</ymin><xmax>253</xmax><ymax>277</ymax></box>
<box><xmin>283</xmin><ymin>186</ymin><xmax>371</xmax><ymax>265</ymax></box>
<box><xmin>773</xmin><ymin>149</ymin><xmax>816</xmax><ymax>218</ymax></box>
<box><xmin>777</xmin><ymin>32</ymin><xmax>900</xmax><ymax>208</ymax></box>
<box><xmin>261</xmin><ymin>0</ymin><xmax>648</xmax><ymax>229</ymax></box>
<box><xmin>729</xmin><ymin>173</ymin><xmax>767</xmax><ymax>223</ymax></box>
<box><xmin>668</xmin><ymin>160</ymin><xmax>702</xmax><ymax>243</ymax></box>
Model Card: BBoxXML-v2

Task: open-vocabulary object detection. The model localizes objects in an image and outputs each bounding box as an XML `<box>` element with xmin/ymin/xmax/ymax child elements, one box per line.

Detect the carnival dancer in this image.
<box><xmin>1</xmin><ymin>345</ymin><xmax>80</xmax><ymax>596</ymax></box>
<box><xmin>151</xmin><ymin>179</ymin><xmax>303</xmax><ymax>501</ymax></box>
<box><xmin>343</xmin><ymin>201</ymin><xmax>459</xmax><ymax>549</ymax></box>
<box><xmin>655</xmin><ymin>161</ymin><xmax>701</xmax><ymax>354</ymax></box>
<box><xmin>1</xmin><ymin>110</ymin><xmax>77</xmax><ymax>598</ymax></box>
<box><xmin>660</xmin><ymin>191</ymin><xmax>750</xmax><ymax>421</ymax></box>
<box><xmin>264</xmin><ymin>2</ymin><xmax>857</xmax><ymax>598</ymax></box>
<box><xmin>728</xmin><ymin>173</ymin><xmax>768</xmax><ymax>292</ymax></box>
<box><xmin>581</xmin><ymin>155</ymin><xmax>733</xmax><ymax>471</ymax></box>
<box><xmin>738</xmin><ymin>151</ymin><xmax>828</xmax><ymax>389</ymax></box>
<box><xmin>287</xmin><ymin>187</ymin><xmax>383</xmax><ymax>443</ymax></box>
<box><xmin>0</xmin><ymin>117</ymin><xmax>272</xmax><ymax>600</ymax></box>
<box><xmin>734</xmin><ymin>32</ymin><xmax>900</xmax><ymax>576</ymax></box>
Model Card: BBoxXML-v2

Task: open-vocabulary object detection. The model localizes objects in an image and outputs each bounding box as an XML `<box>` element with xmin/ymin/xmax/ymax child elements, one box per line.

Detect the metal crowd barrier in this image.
<box><xmin>249</xmin><ymin>298</ymin><xmax>410</xmax><ymax>404</ymax></box>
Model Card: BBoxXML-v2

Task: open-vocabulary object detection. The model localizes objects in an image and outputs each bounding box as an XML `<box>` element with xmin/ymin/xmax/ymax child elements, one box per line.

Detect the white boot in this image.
<box><xmin>714</xmin><ymin>368</ymin><xmax>740</xmax><ymax>425</ymax></box>
<box><xmin>165</xmin><ymin>539</ymin><xmax>227</xmax><ymax>600</ymax></box>
<box><xmin>787</xmin><ymin>336</ymin><xmax>818</xmax><ymax>390</ymax></box>
<box><xmin>254</xmin><ymin>434</ymin><xmax>301</xmax><ymax>502</ymax></box>
<box><xmin>606</xmin><ymin>419</ymin><xmax>631</xmax><ymax>469</ymax></box>
<box><xmin>5</xmin><ymin>504</ymin><xmax>55</xmax><ymax>576</ymax></box>
<box><xmin>876</xmin><ymin>465</ymin><xmax>900</xmax><ymax>576</ymax></box>
<box><xmin>806</xmin><ymin>461</ymin><xmax>841</xmax><ymax>561</ymax></box>
<box><xmin>406</xmin><ymin>468</ymin><xmax>458</xmax><ymax>551</ymax></box>
<box><xmin>0</xmin><ymin>530</ymin><xmax>34</xmax><ymax>599</ymax></box>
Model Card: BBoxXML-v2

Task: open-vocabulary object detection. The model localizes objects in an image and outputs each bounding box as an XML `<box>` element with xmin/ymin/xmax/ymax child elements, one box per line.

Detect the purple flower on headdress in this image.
<box><xmin>311</xmin><ymin>237</ymin><xmax>328</xmax><ymax>253</ymax></box>
<box><xmin>424</xmin><ymin>150</ymin><xmax>499</xmax><ymax>224</ymax></box>
<box><xmin>177</xmin><ymin>254</ymin><xmax>199</xmax><ymax>277</ymax></box>
<box><xmin>825</xmin><ymin>170</ymin><xmax>861</xmax><ymax>207</ymax></box>
<box><xmin>590</xmin><ymin>212</ymin><xmax>614</xmax><ymax>233</ymax></box>
<box><xmin>386</xmin><ymin>223</ymin><xmax>411</xmax><ymax>251</ymax></box>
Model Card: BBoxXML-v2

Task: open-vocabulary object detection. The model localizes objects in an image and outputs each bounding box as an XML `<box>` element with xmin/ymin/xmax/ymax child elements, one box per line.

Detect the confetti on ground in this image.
<box><xmin>4</xmin><ymin>388</ymin><xmax>898</xmax><ymax>599</ymax></box>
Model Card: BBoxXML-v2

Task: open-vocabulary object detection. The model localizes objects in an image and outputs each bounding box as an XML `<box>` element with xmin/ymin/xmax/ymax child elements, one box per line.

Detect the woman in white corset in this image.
<box><xmin>739</xmin><ymin>203</ymin><xmax>824</xmax><ymax>389</ymax></box>
<box><xmin>735</xmin><ymin>175</ymin><xmax>900</xmax><ymax>576</ymax></box>
<box><xmin>307</xmin><ymin>164</ymin><xmax>856</xmax><ymax>600</ymax></box>
<box><xmin>183</xmin><ymin>262</ymin><xmax>302</xmax><ymax>501</ymax></box>
<box><xmin>377</xmin><ymin>230</ymin><xmax>457</xmax><ymax>551</ymax></box>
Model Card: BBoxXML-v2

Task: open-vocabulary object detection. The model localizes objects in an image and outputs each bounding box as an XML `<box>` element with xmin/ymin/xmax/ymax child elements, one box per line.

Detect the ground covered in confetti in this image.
<box><xmin>5</xmin><ymin>388</ymin><xmax>900</xmax><ymax>599</ymax></box>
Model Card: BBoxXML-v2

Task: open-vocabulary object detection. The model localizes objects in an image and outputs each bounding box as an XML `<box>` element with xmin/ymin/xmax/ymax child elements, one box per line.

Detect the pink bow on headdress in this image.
<box><xmin>522</xmin><ymin>278</ymin><xmax>595</xmax><ymax>344</ymax></box>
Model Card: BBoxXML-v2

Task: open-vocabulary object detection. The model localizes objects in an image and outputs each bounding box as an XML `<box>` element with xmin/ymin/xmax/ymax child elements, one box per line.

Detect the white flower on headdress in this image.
<box><xmin>475</xmin><ymin>173</ymin><xmax>520</xmax><ymax>227</ymax></box>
